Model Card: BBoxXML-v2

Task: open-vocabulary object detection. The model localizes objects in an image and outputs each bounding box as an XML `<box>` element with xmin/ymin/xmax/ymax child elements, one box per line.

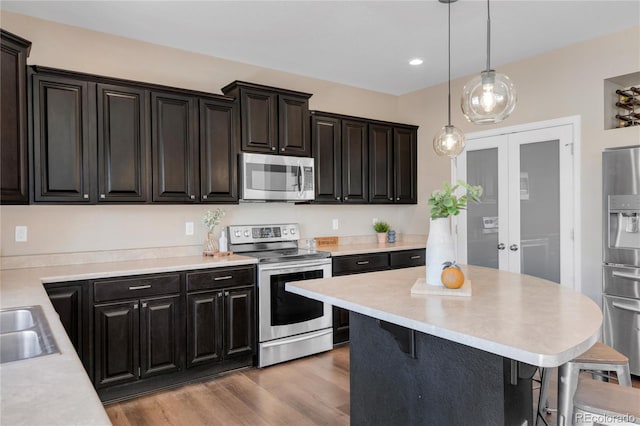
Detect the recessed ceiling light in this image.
<box><xmin>409</xmin><ymin>58</ymin><xmax>424</xmax><ymax>66</ymax></box>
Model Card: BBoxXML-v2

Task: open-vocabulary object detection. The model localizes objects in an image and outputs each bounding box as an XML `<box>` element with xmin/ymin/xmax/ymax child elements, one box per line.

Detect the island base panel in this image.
<box><xmin>350</xmin><ymin>312</ymin><xmax>533</xmax><ymax>425</ymax></box>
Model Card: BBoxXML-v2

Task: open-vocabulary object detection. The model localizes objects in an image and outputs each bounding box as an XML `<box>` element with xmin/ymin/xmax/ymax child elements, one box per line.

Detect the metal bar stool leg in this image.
<box><xmin>558</xmin><ymin>362</ymin><xmax>580</xmax><ymax>426</ymax></box>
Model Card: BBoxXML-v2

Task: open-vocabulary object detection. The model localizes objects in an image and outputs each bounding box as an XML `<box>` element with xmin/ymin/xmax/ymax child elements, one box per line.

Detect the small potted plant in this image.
<box><xmin>203</xmin><ymin>208</ymin><xmax>225</xmax><ymax>254</ymax></box>
<box><xmin>373</xmin><ymin>221</ymin><xmax>390</xmax><ymax>244</ymax></box>
<box><xmin>425</xmin><ymin>180</ymin><xmax>482</xmax><ymax>286</ymax></box>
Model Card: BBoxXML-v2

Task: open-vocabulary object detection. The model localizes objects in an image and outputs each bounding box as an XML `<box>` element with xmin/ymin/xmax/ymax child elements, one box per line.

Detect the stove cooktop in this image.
<box><xmin>244</xmin><ymin>248</ymin><xmax>331</xmax><ymax>264</ymax></box>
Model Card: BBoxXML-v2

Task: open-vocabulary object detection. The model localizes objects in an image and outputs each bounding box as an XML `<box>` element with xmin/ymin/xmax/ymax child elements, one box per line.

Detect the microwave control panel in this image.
<box><xmin>228</xmin><ymin>223</ymin><xmax>299</xmax><ymax>245</ymax></box>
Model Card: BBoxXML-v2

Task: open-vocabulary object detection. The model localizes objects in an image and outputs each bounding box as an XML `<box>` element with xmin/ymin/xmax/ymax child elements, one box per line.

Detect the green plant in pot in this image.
<box><xmin>373</xmin><ymin>221</ymin><xmax>390</xmax><ymax>244</ymax></box>
<box><xmin>425</xmin><ymin>181</ymin><xmax>482</xmax><ymax>286</ymax></box>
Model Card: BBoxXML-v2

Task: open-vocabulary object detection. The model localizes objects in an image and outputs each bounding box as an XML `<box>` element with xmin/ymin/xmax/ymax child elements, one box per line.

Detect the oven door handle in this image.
<box><xmin>612</xmin><ymin>301</ymin><xmax>640</xmax><ymax>314</ymax></box>
<box><xmin>260</xmin><ymin>328</ymin><xmax>333</xmax><ymax>348</ymax></box>
<box><xmin>612</xmin><ymin>271</ymin><xmax>640</xmax><ymax>282</ymax></box>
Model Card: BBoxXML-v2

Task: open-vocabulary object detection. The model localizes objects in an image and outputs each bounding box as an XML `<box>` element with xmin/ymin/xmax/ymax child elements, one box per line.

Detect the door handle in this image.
<box><xmin>497</xmin><ymin>243</ymin><xmax>505</xmax><ymax>250</ymax></box>
<box><xmin>612</xmin><ymin>301</ymin><xmax>640</xmax><ymax>314</ymax></box>
<box><xmin>509</xmin><ymin>244</ymin><xmax>519</xmax><ymax>251</ymax></box>
<box><xmin>612</xmin><ymin>271</ymin><xmax>640</xmax><ymax>281</ymax></box>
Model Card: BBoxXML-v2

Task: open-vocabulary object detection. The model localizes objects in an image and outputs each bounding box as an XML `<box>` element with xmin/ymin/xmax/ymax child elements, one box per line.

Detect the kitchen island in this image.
<box><xmin>286</xmin><ymin>265</ymin><xmax>602</xmax><ymax>425</ymax></box>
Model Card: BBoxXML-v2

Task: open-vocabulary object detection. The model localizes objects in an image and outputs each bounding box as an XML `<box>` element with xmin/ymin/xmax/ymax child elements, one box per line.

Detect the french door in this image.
<box><xmin>454</xmin><ymin>124</ymin><xmax>575</xmax><ymax>288</ymax></box>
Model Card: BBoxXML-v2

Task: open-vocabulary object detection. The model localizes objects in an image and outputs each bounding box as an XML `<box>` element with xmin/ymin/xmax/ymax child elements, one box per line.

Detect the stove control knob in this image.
<box><xmin>289</xmin><ymin>227</ymin><xmax>297</xmax><ymax>235</ymax></box>
<box><xmin>283</xmin><ymin>228</ymin><xmax>288</xmax><ymax>235</ymax></box>
<box><xmin>244</xmin><ymin>230</ymin><xmax>250</xmax><ymax>237</ymax></box>
<box><xmin>234</xmin><ymin>230</ymin><xmax>241</xmax><ymax>237</ymax></box>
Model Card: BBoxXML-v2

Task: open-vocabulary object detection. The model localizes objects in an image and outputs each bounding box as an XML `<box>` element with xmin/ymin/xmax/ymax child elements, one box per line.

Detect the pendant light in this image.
<box><xmin>461</xmin><ymin>0</ymin><xmax>516</xmax><ymax>124</ymax></box>
<box><xmin>433</xmin><ymin>0</ymin><xmax>465</xmax><ymax>158</ymax></box>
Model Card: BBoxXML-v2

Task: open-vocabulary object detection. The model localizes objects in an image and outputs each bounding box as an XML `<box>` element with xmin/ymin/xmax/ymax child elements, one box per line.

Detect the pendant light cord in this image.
<box><xmin>486</xmin><ymin>0</ymin><xmax>491</xmax><ymax>71</ymax></box>
<box><xmin>447</xmin><ymin>0</ymin><xmax>452</xmax><ymax>127</ymax></box>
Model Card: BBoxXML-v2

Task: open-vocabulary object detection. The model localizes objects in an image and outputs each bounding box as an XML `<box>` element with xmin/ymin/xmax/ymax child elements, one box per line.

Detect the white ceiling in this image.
<box><xmin>1</xmin><ymin>1</ymin><xmax>638</xmax><ymax>95</ymax></box>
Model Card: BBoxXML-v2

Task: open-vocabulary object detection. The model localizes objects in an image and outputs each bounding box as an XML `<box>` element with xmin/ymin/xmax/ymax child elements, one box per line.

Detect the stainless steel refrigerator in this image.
<box><xmin>602</xmin><ymin>145</ymin><xmax>640</xmax><ymax>376</ymax></box>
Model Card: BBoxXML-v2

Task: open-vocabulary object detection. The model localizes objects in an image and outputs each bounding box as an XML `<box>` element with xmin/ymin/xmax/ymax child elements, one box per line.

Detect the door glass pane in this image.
<box><xmin>270</xmin><ymin>270</ymin><xmax>324</xmax><ymax>325</ymax></box>
<box><xmin>520</xmin><ymin>140</ymin><xmax>560</xmax><ymax>283</ymax></box>
<box><xmin>467</xmin><ymin>148</ymin><xmax>499</xmax><ymax>268</ymax></box>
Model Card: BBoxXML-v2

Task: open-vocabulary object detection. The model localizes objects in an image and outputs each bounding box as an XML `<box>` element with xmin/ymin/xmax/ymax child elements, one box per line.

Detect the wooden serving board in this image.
<box><xmin>203</xmin><ymin>251</ymin><xmax>234</xmax><ymax>257</ymax></box>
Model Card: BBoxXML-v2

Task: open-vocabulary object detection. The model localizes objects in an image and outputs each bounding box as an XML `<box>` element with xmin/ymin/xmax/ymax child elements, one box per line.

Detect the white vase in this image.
<box><xmin>425</xmin><ymin>217</ymin><xmax>455</xmax><ymax>287</ymax></box>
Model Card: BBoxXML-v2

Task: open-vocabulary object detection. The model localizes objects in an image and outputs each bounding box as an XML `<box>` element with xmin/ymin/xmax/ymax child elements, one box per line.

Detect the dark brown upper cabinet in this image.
<box><xmin>32</xmin><ymin>73</ymin><xmax>94</xmax><ymax>203</ymax></box>
<box><xmin>0</xmin><ymin>30</ymin><xmax>31</xmax><ymax>204</ymax></box>
<box><xmin>151</xmin><ymin>91</ymin><xmax>199</xmax><ymax>203</ymax></box>
<box><xmin>369</xmin><ymin>124</ymin><xmax>394</xmax><ymax>204</ymax></box>
<box><xmin>97</xmin><ymin>83</ymin><xmax>150</xmax><ymax>202</ymax></box>
<box><xmin>199</xmin><ymin>97</ymin><xmax>239</xmax><ymax>203</ymax></box>
<box><xmin>311</xmin><ymin>114</ymin><xmax>341</xmax><ymax>203</ymax></box>
<box><xmin>311</xmin><ymin>111</ymin><xmax>417</xmax><ymax>205</ymax></box>
<box><xmin>341</xmin><ymin>119</ymin><xmax>369</xmax><ymax>203</ymax></box>
<box><xmin>393</xmin><ymin>126</ymin><xmax>417</xmax><ymax>204</ymax></box>
<box><xmin>222</xmin><ymin>81</ymin><xmax>311</xmax><ymax>157</ymax></box>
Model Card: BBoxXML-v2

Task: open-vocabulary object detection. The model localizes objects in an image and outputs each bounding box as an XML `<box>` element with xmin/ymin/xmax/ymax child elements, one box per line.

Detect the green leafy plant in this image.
<box><xmin>428</xmin><ymin>180</ymin><xmax>482</xmax><ymax>220</ymax></box>
<box><xmin>203</xmin><ymin>208</ymin><xmax>225</xmax><ymax>233</ymax></box>
<box><xmin>373</xmin><ymin>221</ymin><xmax>390</xmax><ymax>233</ymax></box>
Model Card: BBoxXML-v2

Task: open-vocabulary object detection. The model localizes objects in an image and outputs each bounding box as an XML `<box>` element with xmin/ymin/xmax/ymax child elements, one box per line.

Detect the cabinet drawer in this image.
<box><xmin>94</xmin><ymin>273</ymin><xmax>181</xmax><ymax>303</ymax></box>
<box><xmin>187</xmin><ymin>266</ymin><xmax>255</xmax><ymax>292</ymax></box>
<box><xmin>333</xmin><ymin>253</ymin><xmax>389</xmax><ymax>276</ymax></box>
<box><xmin>390</xmin><ymin>249</ymin><xmax>425</xmax><ymax>268</ymax></box>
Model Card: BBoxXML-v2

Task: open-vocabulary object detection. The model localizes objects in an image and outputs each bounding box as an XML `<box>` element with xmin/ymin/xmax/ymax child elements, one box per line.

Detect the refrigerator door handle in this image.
<box><xmin>612</xmin><ymin>301</ymin><xmax>640</xmax><ymax>314</ymax></box>
<box><xmin>612</xmin><ymin>271</ymin><xmax>640</xmax><ymax>281</ymax></box>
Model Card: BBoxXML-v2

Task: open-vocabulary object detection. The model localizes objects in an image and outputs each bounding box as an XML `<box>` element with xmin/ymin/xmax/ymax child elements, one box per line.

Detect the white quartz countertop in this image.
<box><xmin>321</xmin><ymin>241</ymin><xmax>425</xmax><ymax>257</ymax></box>
<box><xmin>286</xmin><ymin>265</ymin><xmax>602</xmax><ymax>368</ymax></box>
<box><xmin>0</xmin><ymin>254</ymin><xmax>257</xmax><ymax>426</ymax></box>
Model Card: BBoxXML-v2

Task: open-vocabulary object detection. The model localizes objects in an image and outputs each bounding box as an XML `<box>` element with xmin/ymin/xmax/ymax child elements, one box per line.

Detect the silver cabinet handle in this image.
<box><xmin>344</xmin><ymin>196</ymin><xmax>349</xmax><ymax>200</ymax></box>
<box><xmin>129</xmin><ymin>285</ymin><xmax>151</xmax><ymax>290</ymax></box>
<box><xmin>396</xmin><ymin>197</ymin><xmax>400</xmax><ymax>201</ymax></box>
<box><xmin>410</xmin><ymin>255</ymin><xmax>421</xmax><ymax>260</ymax></box>
<box><xmin>142</xmin><ymin>302</ymin><xmax>148</xmax><ymax>308</ymax></box>
<box><xmin>612</xmin><ymin>301</ymin><xmax>640</xmax><ymax>314</ymax></box>
<box><xmin>214</xmin><ymin>275</ymin><xmax>233</xmax><ymax>281</ymax></box>
<box><xmin>133</xmin><ymin>303</ymin><xmax>139</xmax><ymax>310</ymax></box>
<box><xmin>83</xmin><ymin>194</ymin><xmax>89</xmax><ymax>199</ymax></box>
<box><xmin>389</xmin><ymin>197</ymin><xmax>393</xmax><ymax>201</ymax></box>
<box><xmin>612</xmin><ymin>271</ymin><xmax>640</xmax><ymax>281</ymax></box>
<box><xmin>224</xmin><ymin>291</ymin><xmax>230</xmax><ymax>296</ymax></box>
<box><xmin>271</xmin><ymin>147</ymin><xmax>276</xmax><ymax>151</ymax></box>
<box><xmin>281</xmin><ymin>148</ymin><xmax>285</xmax><ymax>151</ymax></box>
<box><xmin>100</xmin><ymin>194</ymin><xmax>106</xmax><ymax>199</ymax></box>
<box><xmin>509</xmin><ymin>244</ymin><xmax>519</xmax><ymax>251</ymax></box>
<box><xmin>498</xmin><ymin>243</ymin><xmax>506</xmax><ymax>250</ymax></box>
<box><xmin>356</xmin><ymin>261</ymin><xmax>370</xmax><ymax>265</ymax></box>
<box><xmin>218</xmin><ymin>292</ymin><xmax>223</xmax><ymax>297</ymax></box>
<box><xmin>202</xmin><ymin>195</ymin><xmax>208</xmax><ymax>200</ymax></box>
<box><xmin>336</xmin><ymin>196</ymin><xmax>341</xmax><ymax>201</ymax></box>
<box><xmin>190</xmin><ymin>194</ymin><xmax>195</xmax><ymax>200</ymax></box>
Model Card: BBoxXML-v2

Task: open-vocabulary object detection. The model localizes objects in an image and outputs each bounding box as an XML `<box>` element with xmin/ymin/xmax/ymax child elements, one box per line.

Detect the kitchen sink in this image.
<box><xmin>0</xmin><ymin>306</ymin><xmax>59</xmax><ymax>364</ymax></box>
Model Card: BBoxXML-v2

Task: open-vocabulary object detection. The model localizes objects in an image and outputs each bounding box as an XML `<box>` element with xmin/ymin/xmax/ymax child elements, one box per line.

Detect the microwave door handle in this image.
<box><xmin>298</xmin><ymin>163</ymin><xmax>304</xmax><ymax>196</ymax></box>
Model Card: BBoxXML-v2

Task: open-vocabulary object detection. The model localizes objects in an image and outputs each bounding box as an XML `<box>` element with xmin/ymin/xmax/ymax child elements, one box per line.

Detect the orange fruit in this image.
<box><xmin>441</xmin><ymin>262</ymin><xmax>465</xmax><ymax>289</ymax></box>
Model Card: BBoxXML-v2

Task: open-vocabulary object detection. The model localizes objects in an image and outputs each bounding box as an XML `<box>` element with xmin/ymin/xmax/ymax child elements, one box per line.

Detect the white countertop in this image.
<box><xmin>286</xmin><ymin>264</ymin><xmax>602</xmax><ymax>368</ymax></box>
<box><xmin>0</xmin><ymin>254</ymin><xmax>257</xmax><ymax>426</ymax></box>
<box><xmin>321</xmin><ymin>241</ymin><xmax>425</xmax><ymax>257</ymax></box>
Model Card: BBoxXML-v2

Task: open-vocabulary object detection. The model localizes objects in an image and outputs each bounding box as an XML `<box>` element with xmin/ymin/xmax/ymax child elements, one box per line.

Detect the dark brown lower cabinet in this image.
<box><xmin>187</xmin><ymin>285</ymin><xmax>255</xmax><ymax>368</ymax></box>
<box><xmin>332</xmin><ymin>249</ymin><xmax>425</xmax><ymax>344</ymax></box>
<box><xmin>94</xmin><ymin>294</ymin><xmax>182</xmax><ymax>389</ymax></box>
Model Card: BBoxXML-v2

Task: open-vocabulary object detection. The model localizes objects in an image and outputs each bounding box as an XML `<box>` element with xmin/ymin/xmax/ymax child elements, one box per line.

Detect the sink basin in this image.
<box><xmin>0</xmin><ymin>330</ymin><xmax>44</xmax><ymax>363</ymax></box>
<box><xmin>0</xmin><ymin>309</ymin><xmax>36</xmax><ymax>333</ymax></box>
<box><xmin>0</xmin><ymin>306</ymin><xmax>59</xmax><ymax>364</ymax></box>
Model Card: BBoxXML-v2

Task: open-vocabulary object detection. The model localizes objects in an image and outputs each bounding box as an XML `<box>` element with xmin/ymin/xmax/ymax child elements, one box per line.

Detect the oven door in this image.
<box><xmin>258</xmin><ymin>259</ymin><xmax>332</xmax><ymax>342</ymax></box>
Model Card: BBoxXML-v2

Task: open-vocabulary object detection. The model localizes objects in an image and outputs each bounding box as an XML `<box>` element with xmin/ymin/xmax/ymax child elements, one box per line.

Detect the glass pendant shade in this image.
<box><xmin>433</xmin><ymin>125</ymin><xmax>466</xmax><ymax>158</ymax></box>
<box><xmin>461</xmin><ymin>70</ymin><xmax>517</xmax><ymax>124</ymax></box>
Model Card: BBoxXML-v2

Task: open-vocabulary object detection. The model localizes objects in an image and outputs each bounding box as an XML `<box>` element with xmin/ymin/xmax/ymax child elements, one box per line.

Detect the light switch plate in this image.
<box><xmin>15</xmin><ymin>226</ymin><xmax>27</xmax><ymax>242</ymax></box>
<box><xmin>332</xmin><ymin>219</ymin><xmax>339</xmax><ymax>230</ymax></box>
<box><xmin>185</xmin><ymin>222</ymin><xmax>194</xmax><ymax>236</ymax></box>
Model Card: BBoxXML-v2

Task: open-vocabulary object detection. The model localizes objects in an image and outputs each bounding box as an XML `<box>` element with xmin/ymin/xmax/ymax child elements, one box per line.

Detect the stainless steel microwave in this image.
<box><xmin>240</xmin><ymin>153</ymin><xmax>315</xmax><ymax>201</ymax></box>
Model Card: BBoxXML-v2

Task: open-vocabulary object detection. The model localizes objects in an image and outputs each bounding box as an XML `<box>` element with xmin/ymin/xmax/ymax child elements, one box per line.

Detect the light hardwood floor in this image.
<box><xmin>106</xmin><ymin>346</ymin><xmax>639</xmax><ymax>426</ymax></box>
<box><xmin>106</xmin><ymin>346</ymin><xmax>350</xmax><ymax>426</ymax></box>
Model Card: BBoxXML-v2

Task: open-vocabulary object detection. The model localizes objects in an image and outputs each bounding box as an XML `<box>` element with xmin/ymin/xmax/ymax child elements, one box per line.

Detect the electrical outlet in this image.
<box><xmin>372</xmin><ymin>218</ymin><xmax>378</xmax><ymax>225</ymax></box>
<box><xmin>15</xmin><ymin>226</ymin><xmax>27</xmax><ymax>242</ymax></box>
<box><xmin>185</xmin><ymin>221</ymin><xmax>194</xmax><ymax>236</ymax></box>
<box><xmin>332</xmin><ymin>219</ymin><xmax>339</xmax><ymax>230</ymax></box>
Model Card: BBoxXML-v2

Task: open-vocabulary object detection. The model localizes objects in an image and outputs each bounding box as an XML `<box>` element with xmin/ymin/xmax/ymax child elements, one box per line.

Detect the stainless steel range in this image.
<box><xmin>228</xmin><ymin>223</ymin><xmax>333</xmax><ymax>367</ymax></box>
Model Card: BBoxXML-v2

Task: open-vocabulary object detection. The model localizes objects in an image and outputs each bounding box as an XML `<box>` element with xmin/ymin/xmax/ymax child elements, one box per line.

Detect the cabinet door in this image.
<box><xmin>240</xmin><ymin>88</ymin><xmax>277</xmax><ymax>153</ymax></box>
<box><xmin>312</xmin><ymin>114</ymin><xmax>342</xmax><ymax>203</ymax></box>
<box><xmin>393</xmin><ymin>127</ymin><xmax>417</xmax><ymax>204</ymax></box>
<box><xmin>187</xmin><ymin>291</ymin><xmax>223</xmax><ymax>367</ymax></box>
<box><xmin>0</xmin><ymin>31</ymin><xmax>30</xmax><ymax>204</ymax></box>
<box><xmin>151</xmin><ymin>91</ymin><xmax>198</xmax><ymax>202</ymax></box>
<box><xmin>94</xmin><ymin>301</ymin><xmax>139</xmax><ymax>388</ymax></box>
<box><xmin>139</xmin><ymin>295</ymin><xmax>182</xmax><ymax>378</ymax></box>
<box><xmin>278</xmin><ymin>94</ymin><xmax>310</xmax><ymax>156</ymax></box>
<box><xmin>32</xmin><ymin>74</ymin><xmax>93</xmax><ymax>203</ymax></box>
<box><xmin>341</xmin><ymin>120</ymin><xmax>368</xmax><ymax>203</ymax></box>
<box><xmin>199</xmin><ymin>98</ymin><xmax>239</xmax><ymax>203</ymax></box>
<box><xmin>46</xmin><ymin>284</ymin><xmax>84</xmax><ymax>357</ymax></box>
<box><xmin>369</xmin><ymin>124</ymin><xmax>393</xmax><ymax>204</ymax></box>
<box><xmin>97</xmin><ymin>84</ymin><xmax>149</xmax><ymax>202</ymax></box>
<box><xmin>224</xmin><ymin>287</ymin><xmax>254</xmax><ymax>359</ymax></box>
